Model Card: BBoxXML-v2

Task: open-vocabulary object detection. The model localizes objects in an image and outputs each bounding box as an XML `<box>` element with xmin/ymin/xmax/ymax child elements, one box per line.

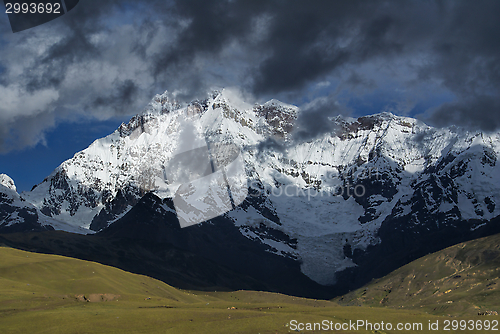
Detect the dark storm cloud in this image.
<box><xmin>151</xmin><ymin>0</ymin><xmax>268</xmax><ymax>74</ymax></box>
<box><xmin>293</xmin><ymin>95</ymin><xmax>348</xmax><ymax>142</ymax></box>
<box><xmin>1</xmin><ymin>0</ymin><xmax>500</xmax><ymax>152</ymax></box>
<box><xmin>151</xmin><ymin>0</ymin><xmax>499</xmax><ymax>130</ymax></box>
<box><xmin>21</xmin><ymin>0</ymin><xmax>135</xmax><ymax>92</ymax></box>
<box><xmin>255</xmin><ymin>137</ymin><xmax>285</xmax><ymax>160</ymax></box>
<box><xmin>430</xmin><ymin>96</ymin><xmax>500</xmax><ymax>132</ymax></box>
<box><xmin>252</xmin><ymin>1</ymin><xmax>499</xmax><ymax>130</ymax></box>
<box><xmin>91</xmin><ymin>79</ymin><xmax>139</xmax><ymax>113</ymax></box>
<box><xmin>343</xmin><ymin>72</ymin><xmax>376</xmax><ymax>92</ymax></box>
<box><xmin>419</xmin><ymin>1</ymin><xmax>500</xmax><ymax>131</ymax></box>
<box><xmin>252</xmin><ymin>1</ymin><xmax>362</xmax><ymax>94</ymax></box>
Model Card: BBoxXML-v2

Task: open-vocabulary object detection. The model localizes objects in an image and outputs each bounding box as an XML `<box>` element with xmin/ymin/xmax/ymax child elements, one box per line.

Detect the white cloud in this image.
<box><xmin>0</xmin><ymin>85</ymin><xmax>59</xmax><ymax>119</ymax></box>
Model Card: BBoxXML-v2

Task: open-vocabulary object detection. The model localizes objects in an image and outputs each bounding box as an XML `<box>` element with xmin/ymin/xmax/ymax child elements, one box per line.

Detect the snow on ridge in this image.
<box><xmin>263</xmin><ymin>98</ymin><xmax>299</xmax><ymax>111</ymax></box>
<box><xmin>0</xmin><ymin>174</ymin><xmax>16</xmax><ymax>191</ymax></box>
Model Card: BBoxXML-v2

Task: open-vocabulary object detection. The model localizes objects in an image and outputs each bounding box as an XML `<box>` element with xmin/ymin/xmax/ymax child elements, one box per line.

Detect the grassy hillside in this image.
<box><xmin>0</xmin><ymin>245</ymin><xmax>486</xmax><ymax>334</ymax></box>
<box><xmin>0</xmin><ymin>230</ymin><xmax>333</xmax><ymax>299</ymax></box>
<box><xmin>337</xmin><ymin>233</ymin><xmax>500</xmax><ymax>316</ymax></box>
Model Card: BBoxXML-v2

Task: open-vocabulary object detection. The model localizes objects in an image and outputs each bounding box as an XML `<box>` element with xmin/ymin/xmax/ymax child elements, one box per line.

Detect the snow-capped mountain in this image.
<box><xmin>10</xmin><ymin>88</ymin><xmax>500</xmax><ymax>286</ymax></box>
<box><xmin>0</xmin><ymin>174</ymin><xmax>87</xmax><ymax>233</ymax></box>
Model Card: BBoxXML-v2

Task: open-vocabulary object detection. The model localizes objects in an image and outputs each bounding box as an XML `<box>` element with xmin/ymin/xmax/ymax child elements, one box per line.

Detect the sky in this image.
<box><xmin>0</xmin><ymin>0</ymin><xmax>499</xmax><ymax>192</ymax></box>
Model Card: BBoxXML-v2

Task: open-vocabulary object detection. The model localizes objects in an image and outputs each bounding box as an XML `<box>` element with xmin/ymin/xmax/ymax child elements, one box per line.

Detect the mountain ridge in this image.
<box><xmin>2</xmin><ymin>88</ymin><xmax>500</xmax><ymax>287</ymax></box>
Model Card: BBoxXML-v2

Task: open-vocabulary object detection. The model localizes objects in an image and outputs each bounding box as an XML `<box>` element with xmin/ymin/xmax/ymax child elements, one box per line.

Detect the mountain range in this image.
<box><xmin>2</xmin><ymin>88</ymin><xmax>500</xmax><ymax>294</ymax></box>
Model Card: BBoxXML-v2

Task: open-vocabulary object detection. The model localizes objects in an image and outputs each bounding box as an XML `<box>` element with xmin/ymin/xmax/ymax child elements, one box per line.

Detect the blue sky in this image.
<box><xmin>0</xmin><ymin>117</ymin><xmax>128</xmax><ymax>192</ymax></box>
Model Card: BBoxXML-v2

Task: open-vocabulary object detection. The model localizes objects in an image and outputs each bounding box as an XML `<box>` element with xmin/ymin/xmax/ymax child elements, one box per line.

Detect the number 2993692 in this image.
<box><xmin>5</xmin><ymin>2</ymin><xmax>61</xmax><ymax>14</ymax></box>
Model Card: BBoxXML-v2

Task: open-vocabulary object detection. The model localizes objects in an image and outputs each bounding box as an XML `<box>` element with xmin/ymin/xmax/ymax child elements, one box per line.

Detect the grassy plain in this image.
<box><xmin>0</xmin><ymin>243</ymin><xmax>498</xmax><ymax>333</ymax></box>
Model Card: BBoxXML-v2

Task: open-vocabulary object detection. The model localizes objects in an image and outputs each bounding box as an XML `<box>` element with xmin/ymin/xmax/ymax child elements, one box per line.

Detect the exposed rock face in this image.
<box><xmin>0</xmin><ymin>175</ymin><xmax>52</xmax><ymax>233</ymax></box>
<box><xmin>90</xmin><ymin>185</ymin><xmax>143</xmax><ymax>231</ymax></box>
<box><xmin>0</xmin><ymin>175</ymin><xmax>90</xmax><ymax>234</ymax></box>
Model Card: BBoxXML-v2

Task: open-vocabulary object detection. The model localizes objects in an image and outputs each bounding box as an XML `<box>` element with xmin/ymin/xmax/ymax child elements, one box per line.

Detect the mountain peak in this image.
<box><xmin>0</xmin><ymin>174</ymin><xmax>16</xmax><ymax>192</ymax></box>
<box><xmin>263</xmin><ymin>98</ymin><xmax>298</xmax><ymax>111</ymax></box>
<box><xmin>144</xmin><ymin>90</ymin><xmax>184</xmax><ymax>115</ymax></box>
<box><xmin>213</xmin><ymin>88</ymin><xmax>255</xmax><ymax>112</ymax></box>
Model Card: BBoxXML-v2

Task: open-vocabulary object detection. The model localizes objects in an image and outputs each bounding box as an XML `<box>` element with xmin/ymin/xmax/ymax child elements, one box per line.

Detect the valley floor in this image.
<box><xmin>0</xmin><ymin>246</ymin><xmax>498</xmax><ymax>333</ymax></box>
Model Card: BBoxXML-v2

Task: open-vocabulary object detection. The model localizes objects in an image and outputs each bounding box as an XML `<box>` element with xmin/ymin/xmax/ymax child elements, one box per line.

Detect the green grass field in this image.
<box><xmin>0</xmin><ymin>245</ymin><xmax>498</xmax><ymax>333</ymax></box>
